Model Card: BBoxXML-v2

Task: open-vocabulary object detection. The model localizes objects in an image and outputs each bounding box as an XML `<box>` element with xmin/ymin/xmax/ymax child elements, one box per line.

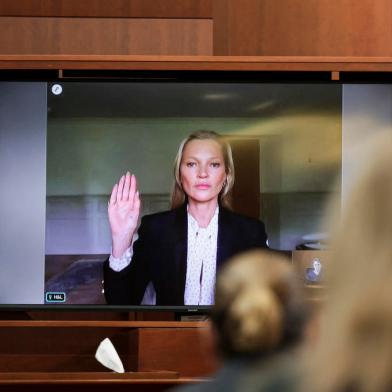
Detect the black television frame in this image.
<box><xmin>3</xmin><ymin>66</ymin><xmax>378</xmax><ymax>313</ymax></box>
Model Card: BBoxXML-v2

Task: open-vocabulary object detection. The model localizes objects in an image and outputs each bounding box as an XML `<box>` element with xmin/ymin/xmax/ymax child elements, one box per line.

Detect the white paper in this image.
<box><xmin>95</xmin><ymin>337</ymin><xmax>125</xmax><ymax>373</ymax></box>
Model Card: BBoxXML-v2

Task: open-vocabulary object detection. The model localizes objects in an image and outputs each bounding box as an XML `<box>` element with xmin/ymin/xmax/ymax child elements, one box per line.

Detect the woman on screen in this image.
<box><xmin>103</xmin><ymin>130</ymin><xmax>268</xmax><ymax>306</ymax></box>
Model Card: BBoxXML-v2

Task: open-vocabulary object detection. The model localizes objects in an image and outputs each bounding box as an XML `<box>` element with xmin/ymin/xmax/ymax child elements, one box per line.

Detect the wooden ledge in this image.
<box><xmin>0</xmin><ymin>372</ymin><xmax>208</xmax><ymax>385</ymax></box>
<box><xmin>0</xmin><ymin>320</ymin><xmax>209</xmax><ymax>328</ymax></box>
<box><xmin>2</xmin><ymin>55</ymin><xmax>392</xmax><ymax>71</ymax></box>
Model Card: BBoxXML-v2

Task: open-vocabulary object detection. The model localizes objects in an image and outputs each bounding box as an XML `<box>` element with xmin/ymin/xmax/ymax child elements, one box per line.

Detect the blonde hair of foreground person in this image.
<box><xmin>211</xmin><ymin>249</ymin><xmax>306</xmax><ymax>359</ymax></box>
<box><xmin>302</xmin><ymin>134</ymin><xmax>392</xmax><ymax>392</ymax></box>
<box><xmin>171</xmin><ymin>130</ymin><xmax>235</xmax><ymax>209</ymax></box>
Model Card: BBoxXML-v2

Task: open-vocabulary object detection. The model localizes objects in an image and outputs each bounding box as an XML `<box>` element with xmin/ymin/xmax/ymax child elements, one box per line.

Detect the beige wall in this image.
<box><xmin>47</xmin><ymin>115</ymin><xmax>341</xmax><ymax>196</ymax></box>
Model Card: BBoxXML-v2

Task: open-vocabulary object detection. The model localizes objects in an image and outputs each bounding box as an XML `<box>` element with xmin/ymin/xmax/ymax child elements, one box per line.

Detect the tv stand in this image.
<box><xmin>0</xmin><ymin>371</ymin><xmax>199</xmax><ymax>392</ymax></box>
<box><xmin>0</xmin><ymin>319</ymin><xmax>218</xmax><ymax>390</ymax></box>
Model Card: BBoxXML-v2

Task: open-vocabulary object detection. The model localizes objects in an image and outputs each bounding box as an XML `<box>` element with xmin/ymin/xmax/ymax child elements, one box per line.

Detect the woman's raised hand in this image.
<box><xmin>108</xmin><ymin>172</ymin><xmax>141</xmax><ymax>258</ymax></box>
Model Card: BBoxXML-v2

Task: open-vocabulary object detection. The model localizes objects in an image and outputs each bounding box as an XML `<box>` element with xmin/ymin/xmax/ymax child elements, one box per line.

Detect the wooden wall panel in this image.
<box><xmin>136</xmin><ymin>328</ymin><xmax>218</xmax><ymax>376</ymax></box>
<box><xmin>0</xmin><ymin>0</ymin><xmax>212</xmax><ymax>18</ymax></box>
<box><xmin>213</xmin><ymin>0</ymin><xmax>392</xmax><ymax>56</ymax></box>
<box><xmin>0</xmin><ymin>327</ymin><xmax>133</xmax><ymax>372</ymax></box>
<box><xmin>0</xmin><ymin>17</ymin><xmax>212</xmax><ymax>55</ymax></box>
<box><xmin>0</xmin><ymin>322</ymin><xmax>213</xmax><ymax>377</ymax></box>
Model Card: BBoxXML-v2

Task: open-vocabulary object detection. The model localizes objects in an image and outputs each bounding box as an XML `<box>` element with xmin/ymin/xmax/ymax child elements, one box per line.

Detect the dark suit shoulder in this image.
<box><xmin>138</xmin><ymin>206</ymin><xmax>186</xmax><ymax>239</ymax></box>
<box><xmin>220</xmin><ymin>207</ymin><xmax>268</xmax><ymax>248</ymax></box>
<box><xmin>221</xmin><ymin>207</ymin><xmax>265</xmax><ymax>228</ymax></box>
<box><xmin>140</xmin><ymin>206</ymin><xmax>182</xmax><ymax>225</ymax></box>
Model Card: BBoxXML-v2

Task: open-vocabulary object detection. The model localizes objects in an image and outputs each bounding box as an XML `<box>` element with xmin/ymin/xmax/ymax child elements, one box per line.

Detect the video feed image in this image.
<box><xmin>44</xmin><ymin>81</ymin><xmax>342</xmax><ymax>305</ymax></box>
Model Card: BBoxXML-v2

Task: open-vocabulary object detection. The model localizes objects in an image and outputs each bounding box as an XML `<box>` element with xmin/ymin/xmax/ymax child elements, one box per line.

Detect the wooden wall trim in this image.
<box><xmin>0</xmin><ymin>0</ymin><xmax>212</xmax><ymax>18</ymax></box>
<box><xmin>1</xmin><ymin>55</ymin><xmax>392</xmax><ymax>72</ymax></box>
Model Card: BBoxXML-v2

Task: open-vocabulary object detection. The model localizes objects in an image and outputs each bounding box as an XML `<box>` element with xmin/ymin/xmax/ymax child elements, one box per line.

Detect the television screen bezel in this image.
<box><xmin>0</xmin><ymin>68</ymin><xmax>363</xmax><ymax>312</ymax></box>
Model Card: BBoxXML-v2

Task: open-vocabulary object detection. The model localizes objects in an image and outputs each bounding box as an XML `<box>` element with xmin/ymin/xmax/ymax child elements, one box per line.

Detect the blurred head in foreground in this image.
<box><xmin>303</xmin><ymin>134</ymin><xmax>392</xmax><ymax>392</ymax></box>
<box><xmin>212</xmin><ymin>250</ymin><xmax>306</xmax><ymax>360</ymax></box>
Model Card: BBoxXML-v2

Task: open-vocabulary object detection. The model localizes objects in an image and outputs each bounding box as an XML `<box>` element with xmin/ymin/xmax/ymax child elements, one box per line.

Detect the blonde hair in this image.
<box><xmin>212</xmin><ymin>250</ymin><xmax>306</xmax><ymax>358</ymax></box>
<box><xmin>171</xmin><ymin>130</ymin><xmax>235</xmax><ymax>209</ymax></box>
<box><xmin>303</xmin><ymin>134</ymin><xmax>392</xmax><ymax>392</ymax></box>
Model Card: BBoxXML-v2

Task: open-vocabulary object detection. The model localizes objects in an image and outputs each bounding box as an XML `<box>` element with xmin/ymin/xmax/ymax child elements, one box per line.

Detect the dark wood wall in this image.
<box><xmin>0</xmin><ymin>0</ymin><xmax>212</xmax><ymax>17</ymax></box>
<box><xmin>213</xmin><ymin>0</ymin><xmax>392</xmax><ymax>56</ymax></box>
<box><xmin>2</xmin><ymin>0</ymin><xmax>392</xmax><ymax>56</ymax></box>
<box><xmin>0</xmin><ymin>0</ymin><xmax>213</xmax><ymax>55</ymax></box>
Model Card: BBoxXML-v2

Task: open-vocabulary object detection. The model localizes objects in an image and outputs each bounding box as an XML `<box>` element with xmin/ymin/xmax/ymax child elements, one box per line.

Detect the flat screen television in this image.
<box><xmin>0</xmin><ymin>71</ymin><xmax>352</xmax><ymax>310</ymax></box>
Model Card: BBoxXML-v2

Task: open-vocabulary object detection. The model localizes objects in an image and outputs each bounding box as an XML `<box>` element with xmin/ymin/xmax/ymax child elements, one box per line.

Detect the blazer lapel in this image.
<box><xmin>173</xmin><ymin>204</ymin><xmax>188</xmax><ymax>304</ymax></box>
<box><xmin>171</xmin><ymin>205</ymin><xmax>234</xmax><ymax>303</ymax></box>
<box><xmin>217</xmin><ymin>207</ymin><xmax>234</xmax><ymax>270</ymax></box>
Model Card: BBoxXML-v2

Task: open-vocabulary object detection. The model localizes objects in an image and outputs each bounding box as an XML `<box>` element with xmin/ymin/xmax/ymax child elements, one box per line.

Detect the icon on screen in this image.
<box><xmin>45</xmin><ymin>292</ymin><xmax>66</xmax><ymax>302</ymax></box>
<box><xmin>51</xmin><ymin>84</ymin><xmax>63</xmax><ymax>96</ymax></box>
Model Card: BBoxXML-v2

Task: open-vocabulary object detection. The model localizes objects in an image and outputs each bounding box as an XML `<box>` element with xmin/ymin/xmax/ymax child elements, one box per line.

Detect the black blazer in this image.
<box><xmin>104</xmin><ymin>204</ymin><xmax>268</xmax><ymax>306</ymax></box>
